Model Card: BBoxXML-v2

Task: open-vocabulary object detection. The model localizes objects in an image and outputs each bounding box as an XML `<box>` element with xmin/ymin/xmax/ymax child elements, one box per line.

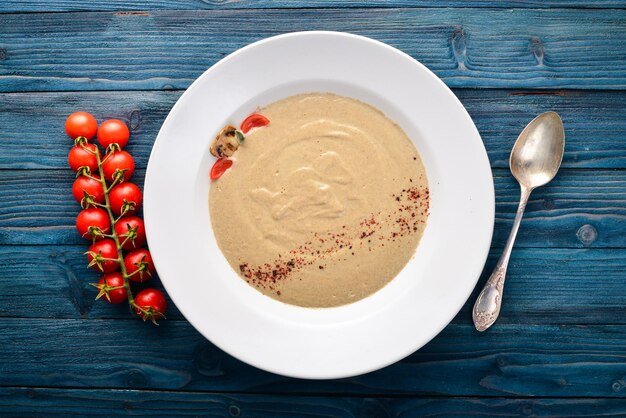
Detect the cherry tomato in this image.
<box><xmin>97</xmin><ymin>119</ymin><xmax>130</xmax><ymax>149</ymax></box>
<box><xmin>96</xmin><ymin>272</ymin><xmax>127</xmax><ymax>304</ymax></box>
<box><xmin>68</xmin><ymin>143</ymin><xmax>98</xmax><ymax>173</ymax></box>
<box><xmin>102</xmin><ymin>150</ymin><xmax>135</xmax><ymax>182</ymax></box>
<box><xmin>76</xmin><ymin>207</ymin><xmax>111</xmax><ymax>240</ymax></box>
<box><xmin>124</xmin><ymin>248</ymin><xmax>155</xmax><ymax>283</ymax></box>
<box><xmin>210</xmin><ymin>158</ymin><xmax>233</xmax><ymax>180</ymax></box>
<box><xmin>87</xmin><ymin>239</ymin><xmax>120</xmax><ymax>273</ymax></box>
<box><xmin>114</xmin><ymin>215</ymin><xmax>146</xmax><ymax>250</ymax></box>
<box><xmin>240</xmin><ymin>113</ymin><xmax>270</xmax><ymax>134</ymax></box>
<box><xmin>66</xmin><ymin>111</ymin><xmax>98</xmax><ymax>140</ymax></box>
<box><xmin>109</xmin><ymin>182</ymin><xmax>142</xmax><ymax>216</ymax></box>
<box><xmin>72</xmin><ymin>175</ymin><xmax>105</xmax><ymax>206</ymax></box>
<box><xmin>134</xmin><ymin>288</ymin><xmax>167</xmax><ymax>323</ymax></box>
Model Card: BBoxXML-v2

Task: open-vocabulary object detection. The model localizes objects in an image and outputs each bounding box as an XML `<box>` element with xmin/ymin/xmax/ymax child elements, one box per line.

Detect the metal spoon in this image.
<box><xmin>472</xmin><ymin>111</ymin><xmax>565</xmax><ymax>332</ymax></box>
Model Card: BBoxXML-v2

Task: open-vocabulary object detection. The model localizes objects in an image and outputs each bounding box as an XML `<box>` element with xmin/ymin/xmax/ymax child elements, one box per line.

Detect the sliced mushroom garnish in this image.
<box><xmin>210</xmin><ymin>125</ymin><xmax>240</xmax><ymax>158</ymax></box>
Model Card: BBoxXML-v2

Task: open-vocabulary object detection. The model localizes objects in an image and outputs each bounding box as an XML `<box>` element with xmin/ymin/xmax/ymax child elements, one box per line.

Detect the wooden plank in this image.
<box><xmin>1</xmin><ymin>168</ymin><xmax>624</xmax><ymax>248</ymax></box>
<box><xmin>1</xmin><ymin>245</ymin><xmax>625</xmax><ymax>324</ymax></box>
<box><xmin>1</xmin><ymin>89</ymin><xmax>625</xmax><ymax>170</ymax></box>
<box><xmin>1</xmin><ymin>0</ymin><xmax>624</xmax><ymax>12</ymax></box>
<box><xmin>2</xmin><ymin>319</ymin><xmax>626</xmax><ymax>396</ymax></box>
<box><xmin>0</xmin><ymin>91</ymin><xmax>173</xmax><ymax>170</ymax></box>
<box><xmin>459</xmin><ymin>89</ymin><xmax>626</xmax><ymax>169</ymax></box>
<box><xmin>2</xmin><ymin>388</ymin><xmax>626</xmax><ymax>418</ymax></box>
<box><xmin>490</xmin><ymin>169</ymin><xmax>626</xmax><ymax>249</ymax></box>
<box><xmin>0</xmin><ymin>244</ymin><xmax>181</xmax><ymax>320</ymax></box>
<box><xmin>1</xmin><ymin>9</ymin><xmax>626</xmax><ymax>92</ymax></box>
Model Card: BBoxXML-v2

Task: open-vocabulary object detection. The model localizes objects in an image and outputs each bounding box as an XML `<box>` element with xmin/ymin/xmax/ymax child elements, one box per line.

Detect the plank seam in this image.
<box><xmin>1</xmin><ymin>6</ymin><xmax>626</xmax><ymax>16</ymax></box>
<box><xmin>2</xmin><ymin>385</ymin><xmax>626</xmax><ymax>399</ymax></box>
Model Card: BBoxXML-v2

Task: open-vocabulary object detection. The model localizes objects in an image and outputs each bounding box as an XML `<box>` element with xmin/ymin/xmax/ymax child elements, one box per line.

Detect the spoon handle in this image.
<box><xmin>473</xmin><ymin>186</ymin><xmax>532</xmax><ymax>332</ymax></box>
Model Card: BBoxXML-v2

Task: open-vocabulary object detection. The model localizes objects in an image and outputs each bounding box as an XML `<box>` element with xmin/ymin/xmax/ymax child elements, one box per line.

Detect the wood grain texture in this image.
<box><xmin>0</xmin><ymin>244</ymin><xmax>178</xmax><ymax>320</ymax></box>
<box><xmin>1</xmin><ymin>9</ymin><xmax>626</xmax><ymax>92</ymax></box>
<box><xmin>2</xmin><ymin>319</ymin><xmax>626</xmax><ymax>396</ymax></box>
<box><xmin>1</xmin><ymin>245</ymin><xmax>625</xmax><ymax>324</ymax></box>
<box><xmin>1</xmin><ymin>1</ymin><xmax>626</xmax><ymax>406</ymax></box>
<box><xmin>2</xmin><ymin>388</ymin><xmax>626</xmax><ymax>418</ymax></box>
<box><xmin>2</xmin><ymin>89</ymin><xmax>626</xmax><ymax>170</ymax></box>
<box><xmin>1</xmin><ymin>168</ymin><xmax>624</xmax><ymax>248</ymax></box>
<box><xmin>2</xmin><ymin>0</ymin><xmax>626</xmax><ymax>13</ymax></box>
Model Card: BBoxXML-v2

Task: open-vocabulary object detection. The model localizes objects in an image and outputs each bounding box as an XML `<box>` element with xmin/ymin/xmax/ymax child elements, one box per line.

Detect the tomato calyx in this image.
<box><xmin>210</xmin><ymin>158</ymin><xmax>233</xmax><ymax>180</ymax></box>
<box><xmin>102</xmin><ymin>150</ymin><xmax>135</xmax><ymax>183</ymax></box>
<box><xmin>75</xmin><ymin>166</ymin><xmax>92</xmax><ymax>178</ymax></box>
<box><xmin>85</xmin><ymin>225</ymin><xmax>107</xmax><ymax>241</ymax></box>
<box><xmin>117</xmin><ymin>199</ymin><xmax>136</xmax><ymax>216</ymax></box>
<box><xmin>85</xmin><ymin>250</ymin><xmax>118</xmax><ymax>272</ymax></box>
<box><xmin>133</xmin><ymin>303</ymin><xmax>167</xmax><ymax>325</ymax></box>
<box><xmin>80</xmin><ymin>190</ymin><xmax>99</xmax><ymax>209</ymax></box>
<box><xmin>109</xmin><ymin>183</ymin><xmax>142</xmax><ymax>216</ymax></box>
<box><xmin>127</xmin><ymin>258</ymin><xmax>152</xmax><ymax>280</ymax></box>
<box><xmin>125</xmin><ymin>249</ymin><xmax>155</xmax><ymax>283</ymax></box>
<box><xmin>78</xmin><ymin>141</ymin><xmax>97</xmax><ymax>154</ymax></box>
<box><xmin>69</xmin><ymin>143</ymin><xmax>99</xmax><ymax>173</ymax></box>
<box><xmin>74</xmin><ymin>136</ymin><xmax>89</xmax><ymax>146</ymax></box>
<box><xmin>111</xmin><ymin>168</ymin><xmax>128</xmax><ymax>185</ymax></box>
<box><xmin>91</xmin><ymin>281</ymin><xmax>126</xmax><ymax>303</ymax></box>
<box><xmin>80</xmin><ymin>191</ymin><xmax>96</xmax><ymax>209</ymax></box>
<box><xmin>105</xmin><ymin>142</ymin><xmax>122</xmax><ymax>155</ymax></box>
<box><xmin>74</xmin><ymin>166</ymin><xmax>93</xmax><ymax>178</ymax></box>
<box><xmin>118</xmin><ymin>225</ymin><xmax>139</xmax><ymax>247</ymax></box>
<box><xmin>114</xmin><ymin>216</ymin><xmax>146</xmax><ymax>250</ymax></box>
<box><xmin>133</xmin><ymin>289</ymin><xmax>167</xmax><ymax>324</ymax></box>
<box><xmin>124</xmin><ymin>250</ymin><xmax>152</xmax><ymax>283</ymax></box>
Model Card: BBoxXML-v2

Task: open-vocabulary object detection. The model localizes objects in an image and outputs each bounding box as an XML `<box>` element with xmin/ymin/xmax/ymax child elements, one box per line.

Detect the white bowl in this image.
<box><xmin>144</xmin><ymin>31</ymin><xmax>494</xmax><ymax>379</ymax></box>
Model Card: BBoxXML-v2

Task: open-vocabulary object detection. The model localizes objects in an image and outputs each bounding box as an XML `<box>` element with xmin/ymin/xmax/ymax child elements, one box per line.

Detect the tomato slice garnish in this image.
<box><xmin>210</xmin><ymin>158</ymin><xmax>233</xmax><ymax>180</ymax></box>
<box><xmin>240</xmin><ymin>113</ymin><xmax>270</xmax><ymax>134</ymax></box>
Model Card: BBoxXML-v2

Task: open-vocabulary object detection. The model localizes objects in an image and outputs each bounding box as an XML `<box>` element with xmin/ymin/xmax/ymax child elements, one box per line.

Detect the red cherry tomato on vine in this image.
<box><xmin>68</xmin><ymin>143</ymin><xmax>98</xmax><ymax>173</ymax></box>
<box><xmin>109</xmin><ymin>182</ymin><xmax>142</xmax><ymax>216</ymax></box>
<box><xmin>102</xmin><ymin>150</ymin><xmax>135</xmax><ymax>182</ymax></box>
<box><xmin>97</xmin><ymin>119</ymin><xmax>130</xmax><ymax>149</ymax></box>
<box><xmin>240</xmin><ymin>113</ymin><xmax>270</xmax><ymax>134</ymax></box>
<box><xmin>76</xmin><ymin>207</ymin><xmax>111</xmax><ymax>240</ymax></box>
<box><xmin>97</xmin><ymin>272</ymin><xmax>127</xmax><ymax>304</ymax></box>
<box><xmin>115</xmin><ymin>215</ymin><xmax>146</xmax><ymax>250</ymax></box>
<box><xmin>124</xmin><ymin>248</ymin><xmax>156</xmax><ymax>283</ymax></box>
<box><xmin>210</xmin><ymin>158</ymin><xmax>233</xmax><ymax>180</ymax></box>
<box><xmin>87</xmin><ymin>238</ymin><xmax>120</xmax><ymax>273</ymax></box>
<box><xmin>72</xmin><ymin>175</ymin><xmax>105</xmax><ymax>205</ymax></box>
<box><xmin>134</xmin><ymin>288</ymin><xmax>167</xmax><ymax>323</ymax></box>
<box><xmin>66</xmin><ymin>111</ymin><xmax>98</xmax><ymax>140</ymax></box>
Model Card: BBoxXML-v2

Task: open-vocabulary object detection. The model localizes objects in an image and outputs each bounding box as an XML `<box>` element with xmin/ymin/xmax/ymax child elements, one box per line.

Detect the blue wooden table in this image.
<box><xmin>1</xmin><ymin>1</ymin><xmax>626</xmax><ymax>416</ymax></box>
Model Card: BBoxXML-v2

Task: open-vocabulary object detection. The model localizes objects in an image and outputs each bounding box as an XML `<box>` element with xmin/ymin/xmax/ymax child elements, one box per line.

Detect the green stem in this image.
<box><xmin>106</xmin><ymin>175</ymin><xmax>122</xmax><ymax>193</ymax></box>
<box><xmin>98</xmin><ymin>257</ymin><xmax>121</xmax><ymax>262</ymax></box>
<box><xmin>113</xmin><ymin>213</ymin><xmax>126</xmax><ymax>224</ymax></box>
<box><xmin>119</xmin><ymin>235</ymin><xmax>130</xmax><ymax>249</ymax></box>
<box><xmin>126</xmin><ymin>268</ymin><xmax>142</xmax><ymax>278</ymax></box>
<box><xmin>95</xmin><ymin>148</ymin><xmax>135</xmax><ymax>307</ymax></box>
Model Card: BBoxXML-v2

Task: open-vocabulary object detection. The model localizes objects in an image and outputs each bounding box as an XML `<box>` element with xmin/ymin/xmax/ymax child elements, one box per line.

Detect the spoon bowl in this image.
<box><xmin>510</xmin><ymin>111</ymin><xmax>565</xmax><ymax>190</ymax></box>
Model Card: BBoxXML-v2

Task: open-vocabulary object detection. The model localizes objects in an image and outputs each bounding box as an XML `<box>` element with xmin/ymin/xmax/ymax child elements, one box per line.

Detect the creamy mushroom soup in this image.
<box><xmin>209</xmin><ymin>93</ymin><xmax>429</xmax><ymax>308</ymax></box>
